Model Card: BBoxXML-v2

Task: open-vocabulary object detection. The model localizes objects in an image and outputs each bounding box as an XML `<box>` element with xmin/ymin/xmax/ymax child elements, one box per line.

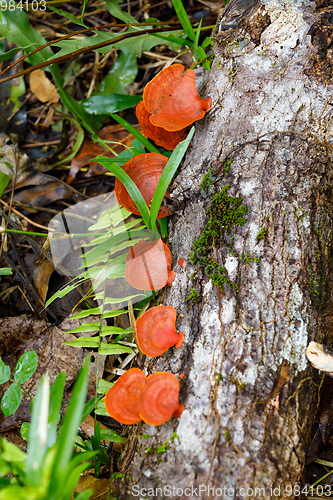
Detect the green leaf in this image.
<box><xmin>70</xmin><ymin>307</ymin><xmax>102</xmax><ymax>319</ymax></box>
<box><xmin>1</xmin><ymin>383</ymin><xmax>21</xmax><ymax>417</ymax></box>
<box><xmin>74</xmin><ymin>490</ymin><xmax>94</xmax><ymax>500</ymax></box>
<box><xmin>99</xmin><ymin>342</ymin><xmax>134</xmax><ymax>355</ymax></box>
<box><xmin>0</xmin><ymin>171</ymin><xmax>10</xmax><ymax>199</ymax></box>
<box><xmin>48</xmin><ymin>357</ymin><xmax>90</xmax><ymax>495</ymax></box>
<box><xmin>1</xmin><ymin>438</ymin><xmax>26</xmax><ymax>462</ymax></box>
<box><xmin>158</xmin><ymin>217</ymin><xmax>168</xmax><ymax>238</ymax></box>
<box><xmin>171</xmin><ymin>0</ymin><xmax>195</xmax><ymax>41</ymax></box>
<box><xmin>101</xmin><ymin>326</ymin><xmax>131</xmax><ymax>336</ymax></box>
<box><xmin>83</xmin><ymin>94</ymin><xmax>142</xmax><ymax>115</ymax></box>
<box><xmin>0</xmin><ymin>357</ymin><xmax>10</xmax><ymax>384</ymax></box>
<box><xmin>0</xmin><ymin>458</ymin><xmax>11</xmax><ymax>478</ymax></box>
<box><xmin>0</xmin><ymin>46</ymin><xmax>30</xmax><ymax>62</ymax></box>
<box><xmin>88</xmin><ymin>204</ymin><xmax>131</xmax><ymax>231</ymax></box>
<box><xmin>47</xmin><ymin>5</ymin><xmax>88</xmax><ymax>27</ymax></box>
<box><xmin>45</xmin><ymin>277</ymin><xmax>88</xmax><ymax>308</ymax></box>
<box><xmin>26</xmin><ymin>374</ymin><xmax>50</xmax><ymax>487</ymax></box>
<box><xmin>82</xmin><ymin>229</ymin><xmax>148</xmax><ymax>265</ymax></box>
<box><xmin>149</xmin><ymin>126</ymin><xmax>195</xmax><ymax>229</ymax></box>
<box><xmin>0</xmin><ymin>267</ymin><xmax>12</xmax><ymax>276</ymax></box>
<box><xmin>0</xmin><ymin>9</ymin><xmax>54</xmax><ymax>66</ymax></box>
<box><xmin>94</xmin><ymin>400</ymin><xmax>109</xmax><ymax>416</ymax></box>
<box><xmin>14</xmin><ymin>350</ymin><xmax>38</xmax><ymax>384</ymax></box>
<box><xmin>100</xmin><ymin>428</ymin><xmax>125</xmax><ymax>442</ymax></box>
<box><xmin>96</xmin><ymin>155</ymin><xmax>151</xmax><ymax>230</ymax></box>
<box><xmin>62</xmin><ymin>337</ymin><xmax>100</xmax><ymax>348</ymax></box>
<box><xmin>108</xmin><ymin>113</ymin><xmax>160</xmax><ymax>153</ymax></box>
<box><xmin>97</xmin><ymin>379</ymin><xmax>114</xmax><ymax>395</ymax></box>
<box><xmin>95</xmin><ymin>50</ymin><xmax>138</xmax><ymax>95</ymax></box>
<box><xmin>105</xmin><ymin>0</ymin><xmax>137</xmax><ymax>23</ymax></box>
<box><xmin>95</xmin><ymin>293</ymin><xmax>145</xmax><ymax>304</ymax></box>
<box><xmin>48</xmin><ymin>372</ymin><xmax>66</xmax><ymax>448</ymax></box>
<box><xmin>150</xmin><ymin>32</ymin><xmax>190</xmax><ymax>47</ymax></box>
<box><xmin>64</xmin><ymin>323</ymin><xmax>100</xmax><ymax>334</ymax></box>
<box><xmin>20</xmin><ymin>422</ymin><xmax>30</xmax><ymax>441</ymax></box>
<box><xmin>70</xmin><ymin>308</ymin><xmax>130</xmax><ymax>320</ymax></box>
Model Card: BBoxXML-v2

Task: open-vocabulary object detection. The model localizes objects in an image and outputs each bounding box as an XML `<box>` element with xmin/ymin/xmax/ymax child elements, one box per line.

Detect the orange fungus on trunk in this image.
<box><xmin>125</xmin><ymin>238</ymin><xmax>175</xmax><ymax>291</ymax></box>
<box><xmin>143</xmin><ymin>64</ymin><xmax>212</xmax><ymax>132</ymax></box>
<box><xmin>139</xmin><ymin>372</ymin><xmax>184</xmax><ymax>426</ymax></box>
<box><xmin>114</xmin><ymin>153</ymin><xmax>170</xmax><ymax>218</ymax></box>
<box><xmin>136</xmin><ymin>305</ymin><xmax>184</xmax><ymax>357</ymax></box>
<box><xmin>136</xmin><ymin>101</ymin><xmax>188</xmax><ymax>150</ymax></box>
<box><xmin>104</xmin><ymin>368</ymin><xmax>147</xmax><ymax>425</ymax></box>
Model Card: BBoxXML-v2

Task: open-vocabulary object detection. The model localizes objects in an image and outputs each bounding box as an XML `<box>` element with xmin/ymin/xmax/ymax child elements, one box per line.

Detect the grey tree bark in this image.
<box><xmin>113</xmin><ymin>0</ymin><xmax>333</xmax><ymax>498</ymax></box>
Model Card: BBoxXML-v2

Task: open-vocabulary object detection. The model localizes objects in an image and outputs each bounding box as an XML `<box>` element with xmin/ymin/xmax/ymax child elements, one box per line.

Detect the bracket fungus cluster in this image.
<box><xmin>136</xmin><ymin>100</ymin><xmax>188</xmax><ymax>150</ymax></box>
<box><xmin>114</xmin><ymin>152</ymin><xmax>170</xmax><ymax>218</ymax></box>
<box><xmin>136</xmin><ymin>64</ymin><xmax>212</xmax><ymax>149</ymax></box>
<box><xmin>136</xmin><ymin>305</ymin><xmax>184</xmax><ymax>357</ymax></box>
<box><xmin>125</xmin><ymin>238</ymin><xmax>174</xmax><ymax>291</ymax></box>
<box><xmin>105</xmin><ymin>368</ymin><xmax>184</xmax><ymax>426</ymax></box>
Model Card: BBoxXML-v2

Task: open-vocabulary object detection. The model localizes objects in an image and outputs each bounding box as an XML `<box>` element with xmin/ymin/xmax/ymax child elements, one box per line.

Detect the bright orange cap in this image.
<box><xmin>143</xmin><ymin>64</ymin><xmax>211</xmax><ymax>132</ymax></box>
<box><xmin>136</xmin><ymin>101</ymin><xmax>188</xmax><ymax>150</ymax></box>
<box><xmin>104</xmin><ymin>368</ymin><xmax>147</xmax><ymax>425</ymax></box>
<box><xmin>125</xmin><ymin>239</ymin><xmax>175</xmax><ymax>291</ymax></box>
<box><xmin>139</xmin><ymin>372</ymin><xmax>184</xmax><ymax>426</ymax></box>
<box><xmin>114</xmin><ymin>153</ymin><xmax>170</xmax><ymax>218</ymax></box>
<box><xmin>136</xmin><ymin>305</ymin><xmax>184</xmax><ymax>357</ymax></box>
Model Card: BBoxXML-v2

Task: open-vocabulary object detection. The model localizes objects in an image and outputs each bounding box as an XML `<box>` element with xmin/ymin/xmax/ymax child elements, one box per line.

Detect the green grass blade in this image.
<box><xmin>194</xmin><ymin>17</ymin><xmax>203</xmax><ymax>50</ymax></box>
<box><xmin>26</xmin><ymin>374</ymin><xmax>50</xmax><ymax>486</ymax></box>
<box><xmin>149</xmin><ymin>126</ymin><xmax>195</xmax><ymax>229</ymax></box>
<box><xmin>171</xmin><ymin>0</ymin><xmax>195</xmax><ymax>41</ymax></box>
<box><xmin>80</xmin><ymin>395</ymin><xmax>103</xmax><ymax>423</ymax></box>
<box><xmin>48</xmin><ymin>373</ymin><xmax>66</xmax><ymax>448</ymax></box>
<box><xmin>109</xmin><ymin>113</ymin><xmax>160</xmax><ymax>154</ymax></box>
<box><xmin>95</xmin><ymin>156</ymin><xmax>152</xmax><ymax>230</ymax></box>
<box><xmin>48</xmin><ymin>357</ymin><xmax>90</xmax><ymax>494</ymax></box>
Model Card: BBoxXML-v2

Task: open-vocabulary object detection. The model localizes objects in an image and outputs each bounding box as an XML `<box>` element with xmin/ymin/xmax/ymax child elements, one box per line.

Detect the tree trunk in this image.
<box><xmin>113</xmin><ymin>1</ymin><xmax>333</xmax><ymax>498</ymax></box>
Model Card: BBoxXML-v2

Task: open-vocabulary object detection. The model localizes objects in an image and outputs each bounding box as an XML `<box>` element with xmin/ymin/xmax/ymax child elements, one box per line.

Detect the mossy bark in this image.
<box><xmin>113</xmin><ymin>1</ymin><xmax>333</xmax><ymax>498</ymax></box>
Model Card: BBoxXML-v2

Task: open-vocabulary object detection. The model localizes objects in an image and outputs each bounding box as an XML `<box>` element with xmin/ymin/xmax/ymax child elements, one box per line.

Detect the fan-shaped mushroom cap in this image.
<box><xmin>143</xmin><ymin>64</ymin><xmax>212</xmax><ymax>132</ymax></box>
<box><xmin>136</xmin><ymin>305</ymin><xmax>184</xmax><ymax>357</ymax></box>
<box><xmin>115</xmin><ymin>153</ymin><xmax>170</xmax><ymax>218</ymax></box>
<box><xmin>105</xmin><ymin>368</ymin><xmax>147</xmax><ymax>425</ymax></box>
<box><xmin>136</xmin><ymin>101</ymin><xmax>188</xmax><ymax>150</ymax></box>
<box><xmin>125</xmin><ymin>239</ymin><xmax>175</xmax><ymax>291</ymax></box>
<box><xmin>139</xmin><ymin>372</ymin><xmax>184</xmax><ymax>426</ymax></box>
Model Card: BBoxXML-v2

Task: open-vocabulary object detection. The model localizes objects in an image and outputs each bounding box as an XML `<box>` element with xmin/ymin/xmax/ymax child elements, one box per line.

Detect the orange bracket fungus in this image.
<box><xmin>104</xmin><ymin>368</ymin><xmax>147</xmax><ymax>425</ymax></box>
<box><xmin>136</xmin><ymin>305</ymin><xmax>184</xmax><ymax>357</ymax></box>
<box><xmin>114</xmin><ymin>153</ymin><xmax>170</xmax><ymax>218</ymax></box>
<box><xmin>143</xmin><ymin>64</ymin><xmax>212</xmax><ymax>132</ymax></box>
<box><xmin>125</xmin><ymin>238</ymin><xmax>175</xmax><ymax>291</ymax></box>
<box><xmin>136</xmin><ymin>100</ymin><xmax>188</xmax><ymax>150</ymax></box>
<box><xmin>139</xmin><ymin>372</ymin><xmax>184</xmax><ymax>426</ymax></box>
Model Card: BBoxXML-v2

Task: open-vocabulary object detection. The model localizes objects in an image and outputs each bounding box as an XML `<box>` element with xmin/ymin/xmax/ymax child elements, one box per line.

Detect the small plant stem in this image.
<box><xmin>0</xmin><ymin>229</ymin><xmax>49</xmax><ymax>237</ymax></box>
<box><xmin>0</xmin><ymin>229</ymin><xmax>111</xmax><ymax>238</ymax></box>
<box><xmin>9</xmin><ymin>378</ymin><xmax>32</xmax><ymax>400</ymax></box>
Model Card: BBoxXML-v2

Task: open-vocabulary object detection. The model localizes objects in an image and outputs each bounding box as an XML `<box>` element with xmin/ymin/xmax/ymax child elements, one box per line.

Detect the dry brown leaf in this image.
<box><xmin>33</xmin><ymin>258</ymin><xmax>55</xmax><ymax>302</ymax></box>
<box><xmin>67</xmin><ymin>124</ymin><xmax>134</xmax><ymax>183</ymax></box>
<box><xmin>72</xmin><ymin>476</ymin><xmax>111</xmax><ymax>500</ymax></box>
<box><xmin>29</xmin><ymin>70</ymin><xmax>59</xmax><ymax>104</ymax></box>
